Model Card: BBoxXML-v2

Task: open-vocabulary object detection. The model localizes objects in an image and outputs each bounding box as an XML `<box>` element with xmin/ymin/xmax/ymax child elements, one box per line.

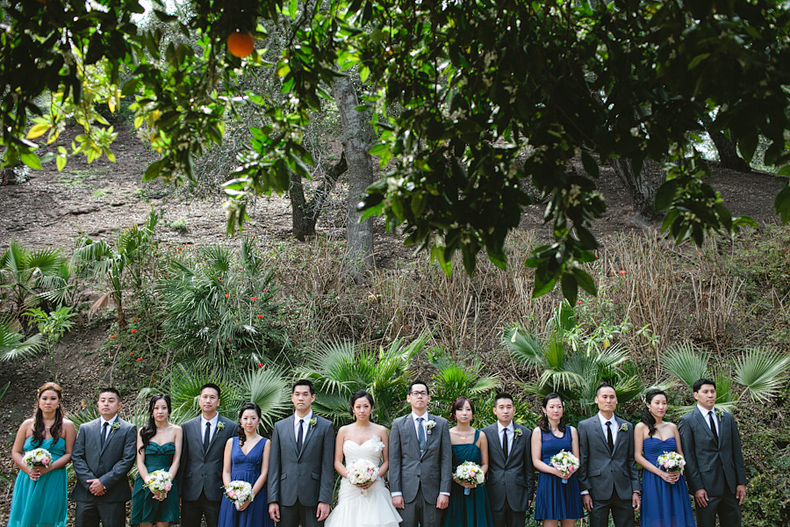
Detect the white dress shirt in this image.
<box><xmin>294</xmin><ymin>410</ymin><xmax>314</xmax><ymax>444</ymax></box>
<box><xmin>597</xmin><ymin>412</ymin><xmax>618</xmax><ymax>445</ymax></box>
<box><xmin>99</xmin><ymin>415</ymin><xmax>118</xmax><ymax>441</ymax></box>
<box><xmin>697</xmin><ymin>405</ymin><xmax>719</xmax><ymax>435</ymax></box>
<box><xmin>200</xmin><ymin>413</ymin><xmax>219</xmax><ymax>445</ymax></box>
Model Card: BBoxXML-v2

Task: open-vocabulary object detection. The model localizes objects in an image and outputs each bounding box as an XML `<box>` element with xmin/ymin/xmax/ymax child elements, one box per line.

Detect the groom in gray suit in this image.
<box><xmin>70</xmin><ymin>387</ymin><xmax>137</xmax><ymax>527</ymax></box>
<box><xmin>578</xmin><ymin>383</ymin><xmax>640</xmax><ymax>527</ymax></box>
<box><xmin>678</xmin><ymin>378</ymin><xmax>747</xmax><ymax>527</ymax></box>
<box><xmin>389</xmin><ymin>379</ymin><xmax>452</xmax><ymax>527</ymax></box>
<box><xmin>482</xmin><ymin>392</ymin><xmax>535</xmax><ymax>527</ymax></box>
<box><xmin>268</xmin><ymin>379</ymin><xmax>335</xmax><ymax>527</ymax></box>
<box><xmin>180</xmin><ymin>383</ymin><xmax>238</xmax><ymax>527</ymax></box>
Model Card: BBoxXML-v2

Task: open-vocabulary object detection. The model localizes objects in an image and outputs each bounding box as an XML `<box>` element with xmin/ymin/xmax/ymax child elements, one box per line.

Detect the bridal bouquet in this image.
<box><xmin>657</xmin><ymin>451</ymin><xmax>686</xmax><ymax>475</ymax></box>
<box><xmin>347</xmin><ymin>459</ymin><xmax>378</xmax><ymax>495</ymax></box>
<box><xmin>23</xmin><ymin>448</ymin><xmax>52</xmax><ymax>468</ymax></box>
<box><xmin>454</xmin><ymin>461</ymin><xmax>485</xmax><ymax>495</ymax></box>
<box><xmin>224</xmin><ymin>480</ymin><xmax>254</xmax><ymax>510</ymax></box>
<box><xmin>143</xmin><ymin>470</ymin><xmax>173</xmax><ymax>495</ymax></box>
<box><xmin>550</xmin><ymin>450</ymin><xmax>579</xmax><ymax>484</ymax></box>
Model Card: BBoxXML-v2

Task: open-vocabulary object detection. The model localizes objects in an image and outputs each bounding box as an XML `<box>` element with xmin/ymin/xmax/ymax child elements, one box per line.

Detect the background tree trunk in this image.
<box><xmin>290</xmin><ymin>153</ymin><xmax>348</xmax><ymax>241</ymax></box>
<box><xmin>700</xmin><ymin>112</ymin><xmax>751</xmax><ymax>172</ymax></box>
<box><xmin>331</xmin><ymin>75</ymin><xmax>375</xmax><ymax>281</ymax></box>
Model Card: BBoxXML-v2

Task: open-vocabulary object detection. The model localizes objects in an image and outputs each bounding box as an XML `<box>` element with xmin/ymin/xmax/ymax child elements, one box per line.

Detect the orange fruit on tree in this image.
<box><xmin>227</xmin><ymin>31</ymin><xmax>255</xmax><ymax>58</ymax></box>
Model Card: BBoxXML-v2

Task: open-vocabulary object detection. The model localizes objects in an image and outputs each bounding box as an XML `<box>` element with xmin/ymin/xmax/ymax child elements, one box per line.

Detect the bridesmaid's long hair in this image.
<box><xmin>449</xmin><ymin>397</ymin><xmax>475</xmax><ymax>423</ymax></box>
<box><xmin>32</xmin><ymin>382</ymin><xmax>64</xmax><ymax>447</ymax></box>
<box><xmin>641</xmin><ymin>388</ymin><xmax>667</xmax><ymax>437</ymax></box>
<box><xmin>237</xmin><ymin>402</ymin><xmax>261</xmax><ymax>446</ymax></box>
<box><xmin>537</xmin><ymin>393</ymin><xmax>567</xmax><ymax>434</ymax></box>
<box><xmin>139</xmin><ymin>394</ymin><xmax>171</xmax><ymax>453</ymax></box>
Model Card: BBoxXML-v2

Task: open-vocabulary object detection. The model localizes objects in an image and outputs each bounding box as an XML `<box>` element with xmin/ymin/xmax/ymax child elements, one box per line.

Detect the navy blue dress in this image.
<box><xmin>218</xmin><ymin>437</ymin><xmax>273</xmax><ymax>527</ymax></box>
<box><xmin>640</xmin><ymin>437</ymin><xmax>695</xmax><ymax>527</ymax></box>
<box><xmin>534</xmin><ymin>428</ymin><xmax>584</xmax><ymax>521</ymax></box>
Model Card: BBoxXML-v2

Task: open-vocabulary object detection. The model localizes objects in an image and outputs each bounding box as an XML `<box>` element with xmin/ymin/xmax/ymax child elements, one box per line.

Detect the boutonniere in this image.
<box><xmin>714</xmin><ymin>409</ymin><xmax>723</xmax><ymax>419</ymax></box>
<box><xmin>426</xmin><ymin>420</ymin><xmax>436</xmax><ymax>435</ymax></box>
<box><xmin>618</xmin><ymin>423</ymin><xmax>628</xmax><ymax>432</ymax></box>
<box><xmin>217</xmin><ymin>422</ymin><xmax>225</xmax><ymax>431</ymax></box>
<box><xmin>309</xmin><ymin>418</ymin><xmax>317</xmax><ymax>428</ymax></box>
<box><xmin>513</xmin><ymin>428</ymin><xmax>523</xmax><ymax>438</ymax></box>
<box><xmin>110</xmin><ymin>422</ymin><xmax>121</xmax><ymax>434</ymax></box>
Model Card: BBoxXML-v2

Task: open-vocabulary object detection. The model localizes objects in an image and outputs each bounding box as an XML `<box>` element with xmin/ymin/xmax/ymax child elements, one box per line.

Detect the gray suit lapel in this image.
<box><xmin>298</xmin><ymin>416</ymin><xmax>317</xmax><ymax>460</ymax></box>
<box><xmin>591</xmin><ymin>418</ymin><xmax>610</xmax><ymax>455</ymax></box>
<box><xmin>206</xmin><ymin>417</ymin><xmax>226</xmax><ymax>455</ymax></box>
<box><xmin>419</xmin><ymin>414</ymin><xmax>434</xmax><ymax>460</ymax></box>
<box><xmin>612</xmin><ymin>418</ymin><xmax>627</xmax><ymax>455</ymax></box>
<box><xmin>694</xmin><ymin>408</ymin><xmax>717</xmax><ymax>444</ymax></box>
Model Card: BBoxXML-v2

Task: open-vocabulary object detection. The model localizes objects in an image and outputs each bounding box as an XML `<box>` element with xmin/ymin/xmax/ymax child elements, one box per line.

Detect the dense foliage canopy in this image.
<box><xmin>2</xmin><ymin>0</ymin><xmax>790</xmax><ymax>300</ymax></box>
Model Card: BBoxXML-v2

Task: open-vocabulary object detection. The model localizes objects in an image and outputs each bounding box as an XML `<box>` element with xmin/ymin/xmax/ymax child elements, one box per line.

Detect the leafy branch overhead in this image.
<box><xmin>3</xmin><ymin>0</ymin><xmax>790</xmax><ymax>302</ymax></box>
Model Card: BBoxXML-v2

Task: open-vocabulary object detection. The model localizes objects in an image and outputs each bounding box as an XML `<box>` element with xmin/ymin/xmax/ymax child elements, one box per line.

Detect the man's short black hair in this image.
<box><xmin>407</xmin><ymin>380</ymin><xmax>429</xmax><ymax>396</ymax></box>
<box><xmin>493</xmin><ymin>392</ymin><xmax>513</xmax><ymax>405</ymax></box>
<box><xmin>596</xmin><ymin>383</ymin><xmax>616</xmax><ymax>396</ymax></box>
<box><xmin>692</xmin><ymin>378</ymin><xmax>716</xmax><ymax>393</ymax></box>
<box><xmin>292</xmin><ymin>379</ymin><xmax>316</xmax><ymax>395</ymax></box>
<box><xmin>200</xmin><ymin>383</ymin><xmax>222</xmax><ymax>399</ymax></box>
<box><xmin>98</xmin><ymin>387</ymin><xmax>122</xmax><ymax>400</ymax></box>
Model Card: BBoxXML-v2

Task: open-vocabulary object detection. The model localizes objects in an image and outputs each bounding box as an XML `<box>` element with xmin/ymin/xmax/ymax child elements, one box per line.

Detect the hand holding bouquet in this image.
<box><xmin>454</xmin><ymin>461</ymin><xmax>485</xmax><ymax>495</ymax></box>
<box><xmin>346</xmin><ymin>459</ymin><xmax>378</xmax><ymax>495</ymax></box>
<box><xmin>143</xmin><ymin>470</ymin><xmax>173</xmax><ymax>500</ymax></box>
<box><xmin>224</xmin><ymin>480</ymin><xmax>254</xmax><ymax>511</ymax></box>
<box><xmin>656</xmin><ymin>451</ymin><xmax>685</xmax><ymax>484</ymax></box>
<box><xmin>549</xmin><ymin>450</ymin><xmax>579</xmax><ymax>484</ymax></box>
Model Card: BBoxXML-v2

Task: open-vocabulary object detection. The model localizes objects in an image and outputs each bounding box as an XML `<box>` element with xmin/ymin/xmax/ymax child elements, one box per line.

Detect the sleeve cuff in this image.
<box><xmin>391</xmin><ymin>492</ymin><xmax>402</xmax><ymax>497</ymax></box>
<box><xmin>580</xmin><ymin>490</ymin><xmax>589</xmax><ymax>496</ymax></box>
<box><xmin>440</xmin><ymin>492</ymin><xmax>450</xmax><ymax>496</ymax></box>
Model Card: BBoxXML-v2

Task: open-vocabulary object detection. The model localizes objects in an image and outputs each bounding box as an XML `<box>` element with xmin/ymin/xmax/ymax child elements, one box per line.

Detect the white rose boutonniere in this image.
<box><xmin>217</xmin><ymin>422</ymin><xmax>225</xmax><ymax>431</ymax></box>
<box><xmin>426</xmin><ymin>420</ymin><xmax>436</xmax><ymax>435</ymax></box>
<box><xmin>618</xmin><ymin>423</ymin><xmax>628</xmax><ymax>433</ymax></box>
<box><xmin>513</xmin><ymin>428</ymin><xmax>523</xmax><ymax>438</ymax></box>
<box><xmin>309</xmin><ymin>418</ymin><xmax>317</xmax><ymax>428</ymax></box>
<box><xmin>110</xmin><ymin>422</ymin><xmax>121</xmax><ymax>434</ymax></box>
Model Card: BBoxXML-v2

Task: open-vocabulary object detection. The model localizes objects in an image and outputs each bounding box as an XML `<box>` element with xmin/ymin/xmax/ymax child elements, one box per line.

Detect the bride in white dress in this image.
<box><xmin>326</xmin><ymin>390</ymin><xmax>402</xmax><ymax>527</ymax></box>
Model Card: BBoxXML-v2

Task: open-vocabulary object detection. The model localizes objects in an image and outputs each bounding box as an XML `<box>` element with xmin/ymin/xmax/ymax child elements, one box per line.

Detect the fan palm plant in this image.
<box><xmin>0</xmin><ymin>240</ymin><xmax>65</xmax><ymax>318</ymax></box>
<box><xmin>296</xmin><ymin>334</ymin><xmax>428</xmax><ymax>428</ymax></box>
<box><xmin>733</xmin><ymin>348</ymin><xmax>790</xmax><ymax>403</ymax></box>
<box><xmin>505</xmin><ymin>303</ymin><xmax>642</xmax><ymax>416</ymax></box>
<box><xmin>0</xmin><ymin>318</ymin><xmax>44</xmax><ymax>361</ymax></box>
<box><xmin>427</xmin><ymin>350</ymin><xmax>499</xmax><ymax>419</ymax></box>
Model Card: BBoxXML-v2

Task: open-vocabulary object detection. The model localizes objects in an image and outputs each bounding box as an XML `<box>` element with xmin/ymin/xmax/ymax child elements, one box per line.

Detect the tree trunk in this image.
<box><xmin>331</xmin><ymin>74</ymin><xmax>375</xmax><ymax>281</ymax></box>
<box><xmin>608</xmin><ymin>157</ymin><xmax>664</xmax><ymax>223</ymax></box>
<box><xmin>290</xmin><ymin>172</ymin><xmax>313</xmax><ymax>241</ymax></box>
<box><xmin>290</xmin><ymin>153</ymin><xmax>348</xmax><ymax>241</ymax></box>
<box><xmin>700</xmin><ymin>113</ymin><xmax>751</xmax><ymax>172</ymax></box>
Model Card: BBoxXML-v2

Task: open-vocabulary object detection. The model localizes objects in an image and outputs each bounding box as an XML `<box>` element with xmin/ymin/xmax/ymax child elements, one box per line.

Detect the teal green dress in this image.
<box><xmin>442</xmin><ymin>430</ymin><xmax>494</xmax><ymax>527</ymax></box>
<box><xmin>130</xmin><ymin>441</ymin><xmax>180</xmax><ymax>525</ymax></box>
<box><xmin>8</xmin><ymin>436</ymin><xmax>68</xmax><ymax>527</ymax></box>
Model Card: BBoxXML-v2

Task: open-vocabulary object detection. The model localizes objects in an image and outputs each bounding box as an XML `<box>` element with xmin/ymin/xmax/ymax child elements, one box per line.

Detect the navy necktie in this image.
<box><xmin>296</xmin><ymin>419</ymin><xmax>304</xmax><ymax>452</ymax></box>
<box><xmin>101</xmin><ymin>422</ymin><xmax>109</xmax><ymax>448</ymax></box>
<box><xmin>708</xmin><ymin>412</ymin><xmax>719</xmax><ymax>445</ymax></box>
<box><xmin>203</xmin><ymin>422</ymin><xmax>211</xmax><ymax>453</ymax></box>
<box><xmin>605</xmin><ymin>421</ymin><xmax>614</xmax><ymax>452</ymax></box>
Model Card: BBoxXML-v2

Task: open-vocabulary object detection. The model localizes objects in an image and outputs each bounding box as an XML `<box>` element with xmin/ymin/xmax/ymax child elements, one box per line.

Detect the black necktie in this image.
<box><xmin>417</xmin><ymin>418</ymin><xmax>426</xmax><ymax>452</ymax></box>
<box><xmin>203</xmin><ymin>422</ymin><xmax>211</xmax><ymax>453</ymax></box>
<box><xmin>101</xmin><ymin>422</ymin><xmax>109</xmax><ymax>448</ymax></box>
<box><xmin>605</xmin><ymin>421</ymin><xmax>614</xmax><ymax>452</ymax></box>
<box><xmin>502</xmin><ymin>428</ymin><xmax>509</xmax><ymax>459</ymax></box>
<box><xmin>296</xmin><ymin>419</ymin><xmax>304</xmax><ymax>452</ymax></box>
<box><xmin>708</xmin><ymin>411</ymin><xmax>719</xmax><ymax>445</ymax></box>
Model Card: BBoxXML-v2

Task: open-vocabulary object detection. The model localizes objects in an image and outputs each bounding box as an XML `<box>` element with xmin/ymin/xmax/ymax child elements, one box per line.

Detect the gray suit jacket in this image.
<box><xmin>678</xmin><ymin>407</ymin><xmax>746</xmax><ymax>496</ymax></box>
<box><xmin>180</xmin><ymin>414</ymin><xmax>238</xmax><ymax>501</ymax></box>
<box><xmin>389</xmin><ymin>413</ymin><xmax>452</xmax><ymax>504</ymax></box>
<box><xmin>482</xmin><ymin>423</ymin><xmax>535</xmax><ymax>512</ymax></box>
<box><xmin>70</xmin><ymin>417</ymin><xmax>137</xmax><ymax>503</ymax></box>
<box><xmin>267</xmin><ymin>414</ymin><xmax>335</xmax><ymax>507</ymax></box>
<box><xmin>578</xmin><ymin>415</ymin><xmax>640</xmax><ymax>501</ymax></box>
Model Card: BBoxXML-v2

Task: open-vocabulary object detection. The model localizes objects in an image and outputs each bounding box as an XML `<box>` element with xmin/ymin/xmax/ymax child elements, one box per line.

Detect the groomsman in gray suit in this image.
<box><xmin>268</xmin><ymin>379</ymin><xmax>335</xmax><ymax>527</ymax></box>
<box><xmin>678</xmin><ymin>378</ymin><xmax>747</xmax><ymax>527</ymax></box>
<box><xmin>180</xmin><ymin>383</ymin><xmax>238</xmax><ymax>527</ymax></box>
<box><xmin>482</xmin><ymin>392</ymin><xmax>535</xmax><ymax>527</ymax></box>
<box><xmin>70</xmin><ymin>387</ymin><xmax>137</xmax><ymax>527</ymax></box>
<box><xmin>390</xmin><ymin>380</ymin><xmax>452</xmax><ymax>527</ymax></box>
<box><xmin>578</xmin><ymin>383</ymin><xmax>641</xmax><ymax>527</ymax></box>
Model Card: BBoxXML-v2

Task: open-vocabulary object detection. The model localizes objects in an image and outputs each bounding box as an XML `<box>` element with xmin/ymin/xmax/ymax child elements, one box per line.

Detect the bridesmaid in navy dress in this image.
<box><xmin>442</xmin><ymin>397</ymin><xmax>493</xmax><ymax>527</ymax></box>
<box><xmin>531</xmin><ymin>393</ymin><xmax>584</xmax><ymax>527</ymax></box>
<box><xmin>218</xmin><ymin>402</ymin><xmax>273</xmax><ymax>527</ymax></box>
<box><xmin>634</xmin><ymin>389</ymin><xmax>695</xmax><ymax>527</ymax></box>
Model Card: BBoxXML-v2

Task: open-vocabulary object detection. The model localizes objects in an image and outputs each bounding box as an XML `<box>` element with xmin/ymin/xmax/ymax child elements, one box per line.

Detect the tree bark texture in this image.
<box><xmin>331</xmin><ymin>74</ymin><xmax>375</xmax><ymax>281</ymax></box>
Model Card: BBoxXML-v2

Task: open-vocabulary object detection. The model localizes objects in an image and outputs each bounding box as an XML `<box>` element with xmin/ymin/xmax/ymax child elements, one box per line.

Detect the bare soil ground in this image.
<box><xmin>0</xmin><ymin>120</ymin><xmax>786</xmax><ymax>520</ymax></box>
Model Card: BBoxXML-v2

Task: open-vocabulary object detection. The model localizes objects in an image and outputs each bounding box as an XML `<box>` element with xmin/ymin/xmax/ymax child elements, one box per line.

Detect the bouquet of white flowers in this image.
<box><xmin>346</xmin><ymin>459</ymin><xmax>378</xmax><ymax>495</ymax></box>
<box><xmin>454</xmin><ymin>461</ymin><xmax>485</xmax><ymax>495</ymax></box>
<box><xmin>656</xmin><ymin>451</ymin><xmax>685</xmax><ymax>484</ymax></box>
<box><xmin>549</xmin><ymin>450</ymin><xmax>580</xmax><ymax>484</ymax></box>
<box><xmin>143</xmin><ymin>470</ymin><xmax>173</xmax><ymax>495</ymax></box>
<box><xmin>23</xmin><ymin>448</ymin><xmax>52</xmax><ymax>469</ymax></box>
<box><xmin>224</xmin><ymin>480</ymin><xmax>254</xmax><ymax>510</ymax></box>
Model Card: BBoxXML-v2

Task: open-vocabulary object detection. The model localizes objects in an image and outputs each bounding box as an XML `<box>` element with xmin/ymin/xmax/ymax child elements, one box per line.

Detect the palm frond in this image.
<box><xmin>237</xmin><ymin>367</ymin><xmax>291</xmax><ymax>430</ymax></box>
<box><xmin>733</xmin><ymin>347</ymin><xmax>790</xmax><ymax>403</ymax></box>
<box><xmin>661</xmin><ymin>343</ymin><xmax>710</xmax><ymax>389</ymax></box>
<box><xmin>504</xmin><ymin>325</ymin><xmax>546</xmax><ymax>369</ymax></box>
<box><xmin>0</xmin><ymin>320</ymin><xmax>44</xmax><ymax>361</ymax></box>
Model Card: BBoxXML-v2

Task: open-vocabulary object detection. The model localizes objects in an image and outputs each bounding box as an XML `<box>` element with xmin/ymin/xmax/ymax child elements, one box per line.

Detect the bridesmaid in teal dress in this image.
<box><xmin>9</xmin><ymin>382</ymin><xmax>77</xmax><ymax>527</ymax></box>
<box><xmin>130</xmin><ymin>394</ymin><xmax>183</xmax><ymax>527</ymax></box>
<box><xmin>442</xmin><ymin>397</ymin><xmax>494</xmax><ymax>527</ymax></box>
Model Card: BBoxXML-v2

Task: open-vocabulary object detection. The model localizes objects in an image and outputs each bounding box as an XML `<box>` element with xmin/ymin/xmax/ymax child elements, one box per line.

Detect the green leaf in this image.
<box><xmin>581</xmin><ymin>151</ymin><xmax>599</xmax><ymax>178</ymax></box>
<box><xmin>687</xmin><ymin>53</ymin><xmax>710</xmax><ymax>70</ymax></box>
<box><xmin>289</xmin><ymin>0</ymin><xmax>297</xmax><ymax>19</ymax></box>
<box><xmin>20</xmin><ymin>152</ymin><xmax>42</xmax><ymax>169</ymax></box>
<box><xmin>654</xmin><ymin>180</ymin><xmax>678</xmax><ymax>211</ymax></box>
<box><xmin>561</xmin><ymin>274</ymin><xmax>578</xmax><ymax>305</ymax></box>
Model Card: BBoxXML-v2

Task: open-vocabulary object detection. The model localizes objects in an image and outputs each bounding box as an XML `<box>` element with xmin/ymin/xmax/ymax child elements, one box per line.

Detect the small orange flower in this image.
<box><xmin>251</xmin><ymin>296</ymin><xmax>257</xmax><ymax>301</ymax></box>
<box><xmin>130</xmin><ymin>352</ymin><xmax>134</xmax><ymax>356</ymax></box>
<box><xmin>225</xmin><ymin>294</ymin><xmax>229</xmax><ymax>298</ymax></box>
<box><xmin>257</xmin><ymin>363</ymin><xmax>264</xmax><ymax>368</ymax></box>
<box><xmin>263</xmin><ymin>289</ymin><xmax>268</xmax><ymax>293</ymax></box>
<box><xmin>218</xmin><ymin>278</ymin><xmax>222</xmax><ymax>282</ymax></box>
<box><xmin>110</xmin><ymin>334</ymin><xmax>116</xmax><ymax>339</ymax></box>
<box><xmin>620</xmin><ymin>270</ymin><xmax>626</xmax><ymax>275</ymax></box>
<box><xmin>136</xmin><ymin>357</ymin><xmax>143</xmax><ymax>361</ymax></box>
<box><xmin>228</xmin><ymin>338</ymin><xmax>232</xmax><ymax>342</ymax></box>
<box><xmin>257</xmin><ymin>315</ymin><xmax>264</xmax><ymax>319</ymax></box>
<box><xmin>577</xmin><ymin>300</ymin><xmax>583</xmax><ymax>305</ymax></box>
<box><xmin>131</xmin><ymin>329</ymin><xmax>137</xmax><ymax>333</ymax></box>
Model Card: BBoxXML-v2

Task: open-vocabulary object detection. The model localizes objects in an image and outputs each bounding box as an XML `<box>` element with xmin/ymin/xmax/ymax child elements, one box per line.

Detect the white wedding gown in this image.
<box><xmin>325</xmin><ymin>436</ymin><xmax>402</xmax><ymax>527</ymax></box>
